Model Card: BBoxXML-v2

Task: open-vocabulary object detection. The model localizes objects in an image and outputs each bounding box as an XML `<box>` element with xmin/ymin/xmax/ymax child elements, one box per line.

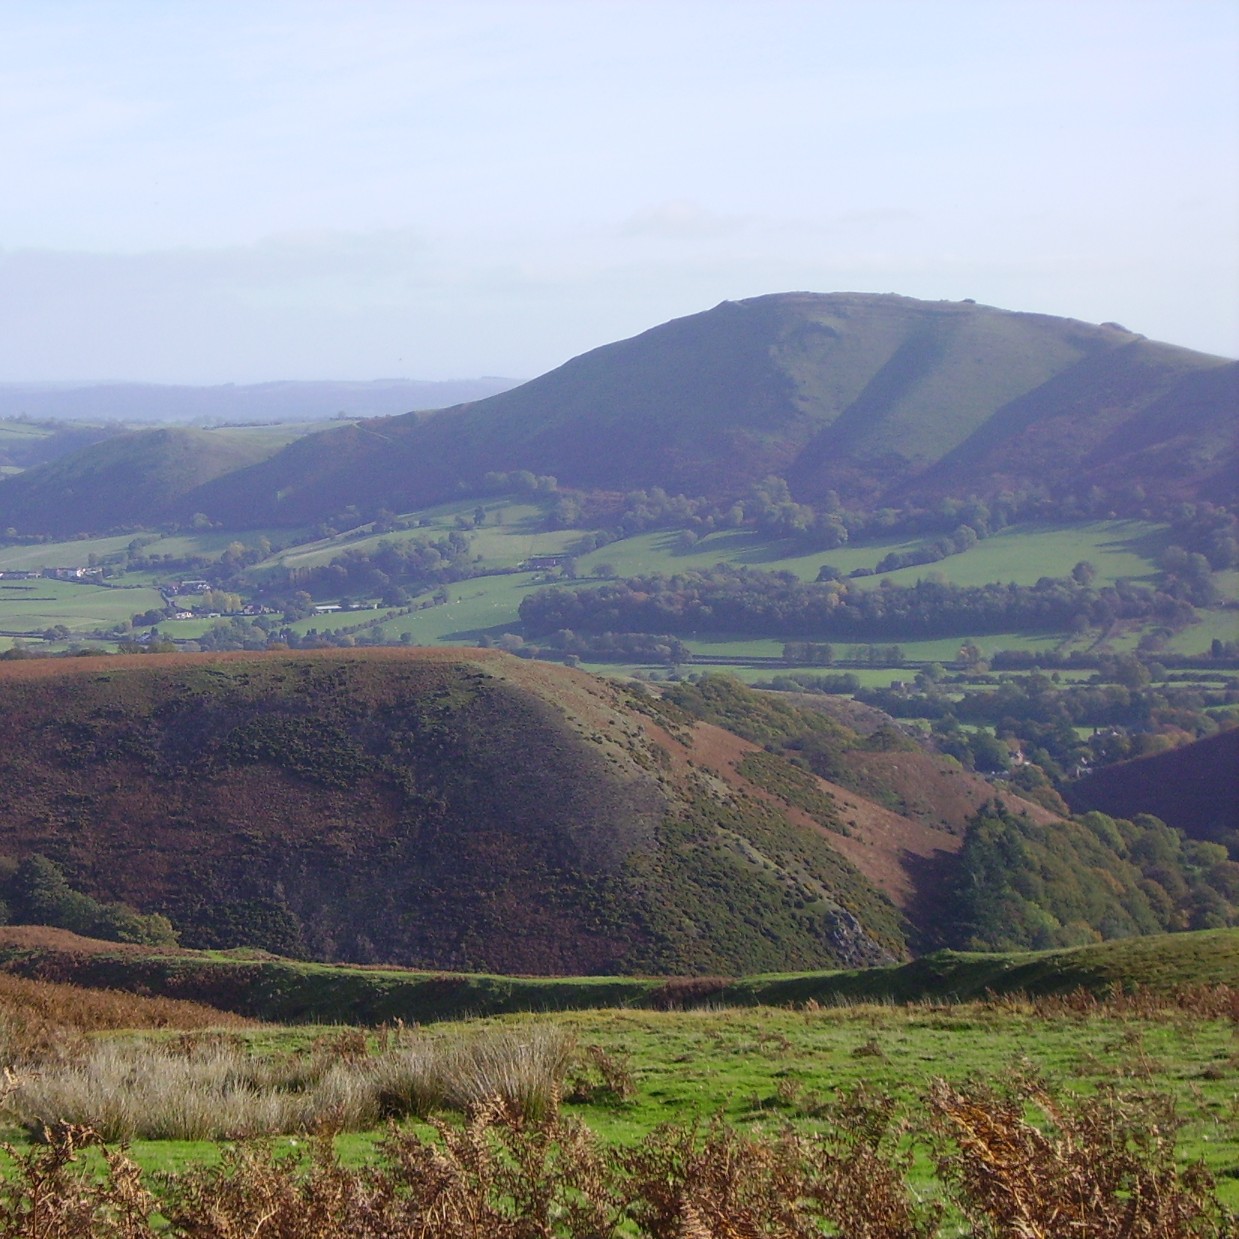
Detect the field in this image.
<box><xmin>573</xmin><ymin>519</ymin><xmax>1171</xmax><ymax>590</ymax></box>
<box><xmin>0</xmin><ymin>578</ymin><xmax>165</xmax><ymax>640</ymax></box>
<box><xmin>0</xmin><ymin>506</ymin><xmax>1233</xmax><ymax>670</ymax></box>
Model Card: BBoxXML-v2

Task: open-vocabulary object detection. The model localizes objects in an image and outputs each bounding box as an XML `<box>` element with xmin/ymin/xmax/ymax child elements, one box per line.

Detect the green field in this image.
<box><xmin>257</xmin><ymin>498</ymin><xmax>576</xmax><ymax>576</ymax></box>
<box><xmin>573</xmin><ymin>519</ymin><xmax>1173</xmax><ymax>592</ymax></box>
<box><xmin>44</xmin><ymin>1001</ymin><xmax>1216</xmax><ymax>1213</ymax></box>
<box><xmin>2</xmin><ymin>510</ymin><xmax>1233</xmax><ymax>667</ymax></box>
<box><xmin>0</xmin><ymin>578</ymin><xmax>165</xmax><ymax>637</ymax></box>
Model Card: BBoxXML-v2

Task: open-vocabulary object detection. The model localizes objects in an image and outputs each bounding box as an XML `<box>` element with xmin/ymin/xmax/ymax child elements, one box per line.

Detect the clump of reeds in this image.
<box><xmin>4</xmin><ymin>1025</ymin><xmax>575</xmax><ymax>1142</ymax></box>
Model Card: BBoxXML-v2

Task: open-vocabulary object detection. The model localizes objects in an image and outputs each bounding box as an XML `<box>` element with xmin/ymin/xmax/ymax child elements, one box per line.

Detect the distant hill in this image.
<box><xmin>0</xmin><ymin>377</ymin><xmax>520</xmax><ymax>423</ymax></box>
<box><xmin>0</xmin><ymin>426</ymin><xmax>290</xmax><ymax>534</ymax></box>
<box><xmin>184</xmin><ymin>293</ymin><xmax>1238</xmax><ymax>530</ymax></box>
<box><xmin>0</xmin><ymin>293</ymin><xmax>1231</xmax><ymax>534</ymax></box>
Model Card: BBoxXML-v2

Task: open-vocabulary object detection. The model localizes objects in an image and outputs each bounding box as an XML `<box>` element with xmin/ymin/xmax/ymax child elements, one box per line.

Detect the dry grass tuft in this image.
<box><xmin>4</xmin><ymin>1025</ymin><xmax>576</xmax><ymax>1142</ymax></box>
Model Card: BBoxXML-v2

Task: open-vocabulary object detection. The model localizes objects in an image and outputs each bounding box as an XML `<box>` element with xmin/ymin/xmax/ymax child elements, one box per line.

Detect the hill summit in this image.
<box><xmin>2</xmin><ymin>292</ymin><xmax>1233</xmax><ymax>535</ymax></box>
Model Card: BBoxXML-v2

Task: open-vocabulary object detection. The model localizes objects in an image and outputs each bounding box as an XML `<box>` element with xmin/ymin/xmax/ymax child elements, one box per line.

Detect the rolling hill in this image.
<box><xmin>0</xmin><ymin>292</ymin><xmax>1232</xmax><ymax>536</ymax></box>
<box><xmin>0</xmin><ymin>648</ymin><xmax>919</xmax><ymax>975</ymax></box>
<box><xmin>0</xmin><ymin>649</ymin><xmax>1225</xmax><ymax>975</ymax></box>
<box><xmin>0</xmin><ymin>426</ymin><xmax>292</xmax><ymax>534</ymax></box>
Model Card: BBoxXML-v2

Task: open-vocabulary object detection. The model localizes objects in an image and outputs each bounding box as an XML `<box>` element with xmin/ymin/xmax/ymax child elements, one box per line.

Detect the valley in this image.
<box><xmin>0</xmin><ymin>292</ymin><xmax>1234</xmax><ymax>1230</ymax></box>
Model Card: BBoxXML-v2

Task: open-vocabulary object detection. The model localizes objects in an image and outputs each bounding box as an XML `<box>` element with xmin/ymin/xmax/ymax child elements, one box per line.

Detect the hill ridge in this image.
<box><xmin>1</xmin><ymin>291</ymin><xmax>1232</xmax><ymax>534</ymax></box>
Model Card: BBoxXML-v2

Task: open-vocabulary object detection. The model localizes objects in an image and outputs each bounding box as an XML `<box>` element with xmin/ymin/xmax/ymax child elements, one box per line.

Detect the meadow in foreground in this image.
<box><xmin>0</xmin><ymin>984</ymin><xmax>1236</xmax><ymax>1234</ymax></box>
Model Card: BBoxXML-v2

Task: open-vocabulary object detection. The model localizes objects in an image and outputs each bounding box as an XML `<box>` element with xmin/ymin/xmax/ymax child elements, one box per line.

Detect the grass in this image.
<box><xmin>0</xmin><ymin>528</ymin><xmax>295</xmax><ymax>574</ymax></box>
<box><xmin>1</xmin><ymin>996</ymin><xmax>1235</xmax><ymax>1225</ymax></box>
<box><xmin>5</xmin><ymin>1025</ymin><xmax>575</xmax><ymax>1141</ymax></box>
<box><xmin>573</xmin><ymin>519</ymin><xmax>1172</xmax><ymax>593</ymax></box>
<box><xmin>0</xmin><ymin>936</ymin><xmax>1236</xmax><ymax>1226</ymax></box>
<box><xmin>3</xmin><ymin>929</ymin><xmax>1234</xmax><ymax>1027</ymax></box>
<box><xmin>0</xmin><ymin>579</ymin><xmax>165</xmax><ymax>636</ymax></box>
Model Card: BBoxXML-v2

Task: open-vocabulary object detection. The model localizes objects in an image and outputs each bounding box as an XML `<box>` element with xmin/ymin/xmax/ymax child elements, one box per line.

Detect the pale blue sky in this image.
<box><xmin>1</xmin><ymin>0</ymin><xmax>1236</xmax><ymax>382</ymax></box>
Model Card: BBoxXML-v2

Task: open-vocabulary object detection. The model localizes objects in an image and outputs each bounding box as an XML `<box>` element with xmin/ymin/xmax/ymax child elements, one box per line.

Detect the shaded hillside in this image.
<box><xmin>0</xmin><ymin>649</ymin><xmax>904</xmax><ymax>975</ymax></box>
<box><xmin>2</xmin><ymin>292</ymin><xmax>1232</xmax><ymax>535</ymax></box>
<box><xmin>1065</xmin><ymin>729</ymin><xmax>1239</xmax><ymax>844</ymax></box>
<box><xmin>159</xmin><ymin>293</ymin><xmax>1239</xmax><ymax>525</ymax></box>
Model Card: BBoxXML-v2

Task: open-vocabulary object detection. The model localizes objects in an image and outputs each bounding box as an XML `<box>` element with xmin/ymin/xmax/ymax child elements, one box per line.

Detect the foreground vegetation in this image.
<box><xmin>0</xmin><ymin>982</ymin><xmax>1235</xmax><ymax>1234</ymax></box>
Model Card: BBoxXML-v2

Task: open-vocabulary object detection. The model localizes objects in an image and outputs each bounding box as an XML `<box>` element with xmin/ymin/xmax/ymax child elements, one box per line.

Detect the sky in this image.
<box><xmin>1</xmin><ymin>0</ymin><xmax>1237</xmax><ymax>384</ymax></box>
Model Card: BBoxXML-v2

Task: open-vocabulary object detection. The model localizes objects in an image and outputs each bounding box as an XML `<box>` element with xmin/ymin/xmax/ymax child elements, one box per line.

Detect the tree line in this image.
<box><xmin>519</xmin><ymin>566</ymin><xmax>1197</xmax><ymax>641</ymax></box>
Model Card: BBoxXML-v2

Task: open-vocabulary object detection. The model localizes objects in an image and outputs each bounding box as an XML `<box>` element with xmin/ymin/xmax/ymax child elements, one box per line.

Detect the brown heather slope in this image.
<box><xmin>672</xmin><ymin>718</ymin><xmax>1062</xmax><ymax>927</ymax></box>
<box><xmin>0</xmin><ymin>927</ymin><xmax>256</xmax><ymax>1040</ymax></box>
<box><xmin>0</xmin><ymin>649</ymin><xmax>910</xmax><ymax>975</ymax></box>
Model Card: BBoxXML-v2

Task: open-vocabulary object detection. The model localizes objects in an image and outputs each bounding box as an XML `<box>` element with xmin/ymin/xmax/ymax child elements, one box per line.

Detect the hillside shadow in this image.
<box><xmin>673</xmin><ymin>529</ymin><xmax>810</xmax><ymax>566</ymax></box>
<box><xmin>900</xmin><ymin>846</ymin><xmax>960</xmax><ymax>953</ymax></box>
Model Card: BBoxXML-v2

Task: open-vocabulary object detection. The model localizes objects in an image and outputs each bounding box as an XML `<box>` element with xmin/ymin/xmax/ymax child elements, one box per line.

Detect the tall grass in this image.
<box><xmin>5</xmin><ymin>1026</ymin><xmax>574</xmax><ymax>1141</ymax></box>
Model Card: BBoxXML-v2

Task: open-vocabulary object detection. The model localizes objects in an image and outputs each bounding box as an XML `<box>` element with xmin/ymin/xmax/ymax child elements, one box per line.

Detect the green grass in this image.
<box><xmin>7</xmin><ymin>930</ymin><xmax>1233</xmax><ymax>1026</ymax></box>
<box><xmin>2</xmin><ymin>931</ymin><xmax>1235</xmax><ymax>1210</ymax></box>
<box><xmin>373</xmin><ymin>575</ymin><xmax>549</xmax><ymax>644</ymax></box>
<box><xmin>0</xmin><ymin>419</ymin><xmax>55</xmax><ymax>443</ymax></box>
<box><xmin>0</xmin><ymin>579</ymin><xmax>165</xmax><ymax>635</ymax></box>
<box><xmin>5</xmin><ymin>1001</ymin><xmax>1235</xmax><ymax>1209</ymax></box>
<box><xmin>577</xmin><ymin>1002</ymin><xmax>1238</xmax><ymax>1203</ymax></box>
<box><xmin>254</xmin><ymin>498</ymin><xmax>573</xmax><ymax>576</ymax></box>
<box><xmin>1166</xmin><ymin>609</ymin><xmax>1239</xmax><ymax>656</ymax></box>
<box><xmin>574</xmin><ymin>520</ymin><xmax>1172</xmax><ymax>593</ymax></box>
<box><xmin>0</xmin><ymin>528</ymin><xmax>296</xmax><ymax>574</ymax></box>
<box><xmin>854</xmin><ymin>520</ymin><xmax>1171</xmax><ymax>590</ymax></box>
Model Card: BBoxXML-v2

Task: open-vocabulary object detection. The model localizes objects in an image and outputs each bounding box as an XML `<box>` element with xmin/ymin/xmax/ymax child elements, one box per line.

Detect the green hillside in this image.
<box><xmin>0</xmin><ymin>426</ymin><xmax>295</xmax><ymax>536</ymax></box>
<box><xmin>0</xmin><ymin>925</ymin><xmax>1233</xmax><ymax>1024</ymax></box>
<box><xmin>191</xmin><ymin>294</ymin><xmax>1235</xmax><ymax>529</ymax></box>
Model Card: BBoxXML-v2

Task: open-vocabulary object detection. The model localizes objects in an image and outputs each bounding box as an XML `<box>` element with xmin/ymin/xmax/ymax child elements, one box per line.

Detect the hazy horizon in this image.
<box><xmin>2</xmin><ymin>0</ymin><xmax>1236</xmax><ymax>384</ymax></box>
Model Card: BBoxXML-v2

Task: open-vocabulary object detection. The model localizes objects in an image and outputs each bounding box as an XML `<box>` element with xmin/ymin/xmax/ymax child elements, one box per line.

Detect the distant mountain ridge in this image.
<box><xmin>0</xmin><ymin>377</ymin><xmax>520</xmax><ymax>424</ymax></box>
<box><xmin>0</xmin><ymin>292</ymin><xmax>1233</xmax><ymax>534</ymax></box>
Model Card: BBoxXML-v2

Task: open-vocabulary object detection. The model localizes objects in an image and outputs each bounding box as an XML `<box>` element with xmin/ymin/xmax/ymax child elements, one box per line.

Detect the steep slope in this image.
<box><xmin>3</xmin><ymin>292</ymin><xmax>1231</xmax><ymax>535</ymax></box>
<box><xmin>0</xmin><ymin>649</ymin><xmax>904</xmax><ymax>974</ymax></box>
<box><xmin>1065</xmin><ymin>729</ymin><xmax>1239</xmax><ymax>844</ymax></box>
